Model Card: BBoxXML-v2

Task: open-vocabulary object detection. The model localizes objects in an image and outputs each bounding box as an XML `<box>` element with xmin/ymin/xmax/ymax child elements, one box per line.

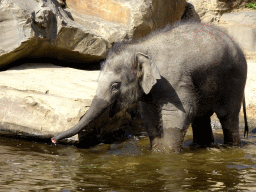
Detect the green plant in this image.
<box><xmin>247</xmin><ymin>2</ymin><xmax>256</xmax><ymax>9</ymax></box>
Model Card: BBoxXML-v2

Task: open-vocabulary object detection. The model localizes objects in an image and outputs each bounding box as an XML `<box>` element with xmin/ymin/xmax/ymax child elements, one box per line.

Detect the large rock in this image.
<box><xmin>63</xmin><ymin>0</ymin><xmax>186</xmax><ymax>42</ymax></box>
<box><xmin>244</xmin><ymin>60</ymin><xmax>256</xmax><ymax>120</ymax></box>
<box><xmin>218</xmin><ymin>11</ymin><xmax>256</xmax><ymax>52</ymax></box>
<box><xmin>188</xmin><ymin>0</ymin><xmax>253</xmax><ymax>23</ymax></box>
<box><xmin>0</xmin><ymin>63</ymin><xmax>98</xmax><ymax>141</ymax></box>
<box><xmin>0</xmin><ymin>0</ymin><xmax>186</xmax><ymax>68</ymax></box>
<box><xmin>0</xmin><ymin>0</ymin><xmax>110</xmax><ymax>68</ymax></box>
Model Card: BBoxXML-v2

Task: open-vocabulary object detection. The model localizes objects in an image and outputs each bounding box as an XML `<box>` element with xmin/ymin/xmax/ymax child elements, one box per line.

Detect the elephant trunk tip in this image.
<box><xmin>51</xmin><ymin>138</ymin><xmax>57</xmax><ymax>144</ymax></box>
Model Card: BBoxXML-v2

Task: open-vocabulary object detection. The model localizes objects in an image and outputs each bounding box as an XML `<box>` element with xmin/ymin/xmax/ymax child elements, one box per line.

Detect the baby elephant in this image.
<box><xmin>52</xmin><ymin>21</ymin><xmax>248</xmax><ymax>152</ymax></box>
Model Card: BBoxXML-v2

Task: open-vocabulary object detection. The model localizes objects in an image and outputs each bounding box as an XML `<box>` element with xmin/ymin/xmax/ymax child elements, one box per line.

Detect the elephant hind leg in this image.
<box><xmin>192</xmin><ymin>111</ymin><xmax>214</xmax><ymax>146</ymax></box>
<box><xmin>213</xmin><ymin>79</ymin><xmax>244</xmax><ymax>146</ymax></box>
<box><xmin>216</xmin><ymin>111</ymin><xmax>241</xmax><ymax>146</ymax></box>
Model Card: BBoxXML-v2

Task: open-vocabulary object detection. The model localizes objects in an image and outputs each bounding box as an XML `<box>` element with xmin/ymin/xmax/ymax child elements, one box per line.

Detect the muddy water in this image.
<box><xmin>1</xmin><ymin>126</ymin><xmax>256</xmax><ymax>191</ymax></box>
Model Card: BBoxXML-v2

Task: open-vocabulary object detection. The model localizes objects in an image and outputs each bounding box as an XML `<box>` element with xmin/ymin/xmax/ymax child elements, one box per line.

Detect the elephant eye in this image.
<box><xmin>111</xmin><ymin>82</ymin><xmax>121</xmax><ymax>91</ymax></box>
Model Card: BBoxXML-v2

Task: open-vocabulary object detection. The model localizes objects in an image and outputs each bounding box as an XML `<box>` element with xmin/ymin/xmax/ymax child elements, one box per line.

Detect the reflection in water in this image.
<box><xmin>1</xmin><ymin>131</ymin><xmax>256</xmax><ymax>191</ymax></box>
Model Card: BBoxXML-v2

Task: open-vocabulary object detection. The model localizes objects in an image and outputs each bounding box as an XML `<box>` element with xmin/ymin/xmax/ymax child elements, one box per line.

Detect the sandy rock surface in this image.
<box><xmin>218</xmin><ymin>11</ymin><xmax>256</xmax><ymax>52</ymax></box>
<box><xmin>0</xmin><ymin>0</ymin><xmax>110</xmax><ymax>67</ymax></box>
<box><xmin>244</xmin><ymin>54</ymin><xmax>256</xmax><ymax>119</ymax></box>
<box><xmin>188</xmin><ymin>0</ymin><xmax>254</xmax><ymax>23</ymax></box>
<box><xmin>65</xmin><ymin>0</ymin><xmax>186</xmax><ymax>42</ymax></box>
<box><xmin>0</xmin><ymin>63</ymin><xmax>99</xmax><ymax>141</ymax></box>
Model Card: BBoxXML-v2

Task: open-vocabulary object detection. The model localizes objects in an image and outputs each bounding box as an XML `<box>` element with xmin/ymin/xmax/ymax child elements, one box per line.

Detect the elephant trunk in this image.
<box><xmin>51</xmin><ymin>96</ymin><xmax>109</xmax><ymax>144</ymax></box>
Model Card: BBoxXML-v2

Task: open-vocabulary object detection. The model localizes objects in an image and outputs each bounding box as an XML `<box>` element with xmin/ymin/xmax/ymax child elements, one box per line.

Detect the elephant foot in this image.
<box><xmin>223</xmin><ymin>132</ymin><xmax>241</xmax><ymax>146</ymax></box>
<box><xmin>151</xmin><ymin>137</ymin><xmax>182</xmax><ymax>153</ymax></box>
<box><xmin>51</xmin><ymin>138</ymin><xmax>57</xmax><ymax>144</ymax></box>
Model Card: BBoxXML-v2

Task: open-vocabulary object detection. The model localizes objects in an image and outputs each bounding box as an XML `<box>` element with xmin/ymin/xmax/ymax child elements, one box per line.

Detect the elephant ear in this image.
<box><xmin>134</xmin><ymin>52</ymin><xmax>161</xmax><ymax>94</ymax></box>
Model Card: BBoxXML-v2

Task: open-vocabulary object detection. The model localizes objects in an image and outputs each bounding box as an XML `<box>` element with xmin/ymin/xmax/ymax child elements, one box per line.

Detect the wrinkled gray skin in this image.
<box><xmin>52</xmin><ymin>21</ymin><xmax>248</xmax><ymax>152</ymax></box>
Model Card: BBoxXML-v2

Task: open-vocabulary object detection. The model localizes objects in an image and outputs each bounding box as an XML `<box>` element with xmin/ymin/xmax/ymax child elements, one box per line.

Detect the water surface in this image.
<box><xmin>1</xmin><ymin>126</ymin><xmax>256</xmax><ymax>191</ymax></box>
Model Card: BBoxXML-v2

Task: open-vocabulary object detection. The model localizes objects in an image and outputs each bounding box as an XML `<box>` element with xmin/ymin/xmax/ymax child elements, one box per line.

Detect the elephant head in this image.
<box><xmin>51</xmin><ymin>52</ymin><xmax>161</xmax><ymax>144</ymax></box>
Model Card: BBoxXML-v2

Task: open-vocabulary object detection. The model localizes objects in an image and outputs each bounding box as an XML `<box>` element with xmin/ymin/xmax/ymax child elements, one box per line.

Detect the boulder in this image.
<box><xmin>0</xmin><ymin>0</ymin><xmax>110</xmax><ymax>68</ymax></box>
<box><xmin>243</xmin><ymin>59</ymin><xmax>256</xmax><ymax>122</ymax></box>
<box><xmin>62</xmin><ymin>0</ymin><xmax>186</xmax><ymax>42</ymax></box>
<box><xmin>188</xmin><ymin>0</ymin><xmax>253</xmax><ymax>23</ymax></box>
<box><xmin>0</xmin><ymin>0</ymin><xmax>186</xmax><ymax>68</ymax></box>
<box><xmin>218</xmin><ymin>11</ymin><xmax>256</xmax><ymax>52</ymax></box>
<box><xmin>0</xmin><ymin>63</ymin><xmax>98</xmax><ymax>141</ymax></box>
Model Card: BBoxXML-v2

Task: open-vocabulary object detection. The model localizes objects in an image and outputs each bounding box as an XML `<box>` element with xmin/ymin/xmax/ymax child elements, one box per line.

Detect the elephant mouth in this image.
<box><xmin>109</xmin><ymin>100</ymin><xmax>120</xmax><ymax>118</ymax></box>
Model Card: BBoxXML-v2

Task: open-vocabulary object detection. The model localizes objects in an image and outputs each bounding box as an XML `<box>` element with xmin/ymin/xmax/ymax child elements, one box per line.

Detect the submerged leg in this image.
<box><xmin>160</xmin><ymin>108</ymin><xmax>191</xmax><ymax>152</ymax></box>
<box><xmin>140</xmin><ymin>100</ymin><xmax>195</xmax><ymax>152</ymax></box>
<box><xmin>192</xmin><ymin>111</ymin><xmax>214</xmax><ymax>146</ymax></box>
<box><xmin>217</xmin><ymin>113</ymin><xmax>240</xmax><ymax>146</ymax></box>
<box><xmin>140</xmin><ymin>101</ymin><xmax>163</xmax><ymax>150</ymax></box>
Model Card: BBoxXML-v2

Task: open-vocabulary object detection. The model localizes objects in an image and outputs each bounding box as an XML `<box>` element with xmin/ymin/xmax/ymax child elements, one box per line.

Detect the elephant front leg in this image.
<box><xmin>140</xmin><ymin>101</ymin><xmax>164</xmax><ymax>151</ymax></box>
<box><xmin>140</xmin><ymin>101</ymin><xmax>192</xmax><ymax>152</ymax></box>
<box><xmin>160</xmin><ymin>108</ymin><xmax>192</xmax><ymax>152</ymax></box>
